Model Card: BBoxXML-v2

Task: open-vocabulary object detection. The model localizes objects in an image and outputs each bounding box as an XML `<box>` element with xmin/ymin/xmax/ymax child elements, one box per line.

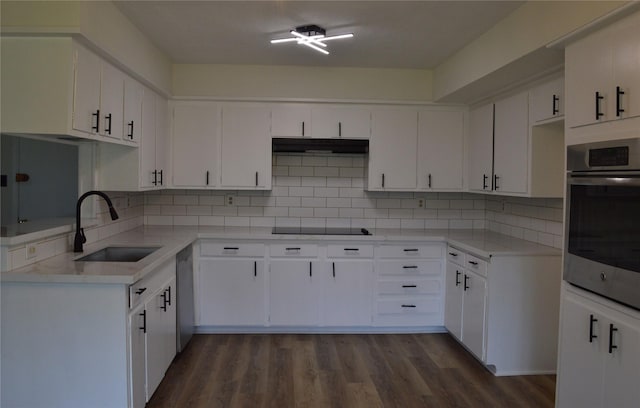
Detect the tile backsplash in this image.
<box><xmin>144</xmin><ymin>152</ymin><xmax>565</xmax><ymax>248</ymax></box>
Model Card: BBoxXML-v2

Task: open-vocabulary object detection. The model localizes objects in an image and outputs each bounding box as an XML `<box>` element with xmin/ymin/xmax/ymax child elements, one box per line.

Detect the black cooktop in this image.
<box><xmin>272</xmin><ymin>227</ymin><xmax>371</xmax><ymax>236</ymax></box>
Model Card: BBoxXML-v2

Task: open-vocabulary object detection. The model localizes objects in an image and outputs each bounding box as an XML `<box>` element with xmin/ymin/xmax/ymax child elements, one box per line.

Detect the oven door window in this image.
<box><xmin>568</xmin><ymin>184</ymin><xmax>640</xmax><ymax>272</ymax></box>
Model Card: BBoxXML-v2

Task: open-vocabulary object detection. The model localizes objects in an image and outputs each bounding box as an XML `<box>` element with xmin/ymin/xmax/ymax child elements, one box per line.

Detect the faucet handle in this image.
<box><xmin>80</xmin><ymin>228</ymin><xmax>87</xmax><ymax>244</ymax></box>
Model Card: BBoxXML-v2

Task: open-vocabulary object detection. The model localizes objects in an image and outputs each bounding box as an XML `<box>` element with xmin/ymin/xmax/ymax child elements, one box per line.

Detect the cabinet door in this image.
<box><xmin>611</xmin><ymin>13</ymin><xmax>640</xmax><ymax>121</ymax></box>
<box><xmin>220</xmin><ymin>105</ymin><xmax>271</xmax><ymax>189</ymax></box>
<box><xmin>155</xmin><ymin>95</ymin><xmax>169</xmax><ymax>188</ymax></box>
<box><xmin>461</xmin><ymin>271</ymin><xmax>487</xmax><ymax>360</ymax></box>
<box><xmin>172</xmin><ymin>102</ymin><xmax>219</xmax><ymax>188</ymax></box>
<box><xmin>323</xmin><ymin>260</ymin><xmax>373</xmax><ymax>326</ymax></box>
<box><xmin>100</xmin><ymin>63</ymin><xmax>124</xmax><ymax>140</ymax></box>
<box><xmin>311</xmin><ymin>106</ymin><xmax>370</xmax><ymax>139</ymax></box>
<box><xmin>129</xmin><ymin>306</ymin><xmax>147</xmax><ymax>408</ymax></box>
<box><xmin>123</xmin><ymin>76</ymin><xmax>143</xmax><ymax>143</ymax></box>
<box><xmin>145</xmin><ymin>287</ymin><xmax>167</xmax><ymax>400</ymax></box>
<box><xmin>72</xmin><ymin>43</ymin><xmax>101</xmax><ymax>134</ymax></box>
<box><xmin>269</xmin><ymin>260</ymin><xmax>320</xmax><ymax>325</ymax></box>
<box><xmin>271</xmin><ymin>104</ymin><xmax>311</xmax><ymax>137</ymax></box>
<box><xmin>161</xmin><ymin>277</ymin><xmax>177</xmax><ymax>373</ymax></box>
<box><xmin>444</xmin><ymin>261</ymin><xmax>463</xmax><ymax>340</ymax></box>
<box><xmin>417</xmin><ymin>110</ymin><xmax>464</xmax><ymax>190</ymax></box>
<box><xmin>467</xmin><ymin>103</ymin><xmax>493</xmax><ymax>192</ymax></box>
<box><xmin>530</xmin><ymin>77</ymin><xmax>564</xmax><ymax>123</ymax></box>
<box><xmin>368</xmin><ymin>109</ymin><xmax>418</xmax><ymax>190</ymax></box>
<box><xmin>556</xmin><ymin>292</ymin><xmax>607</xmax><ymax>408</ymax></box>
<box><xmin>140</xmin><ymin>89</ymin><xmax>157</xmax><ymax>188</ymax></box>
<box><xmin>565</xmin><ymin>29</ymin><xmax>613</xmax><ymax>128</ymax></box>
<box><xmin>198</xmin><ymin>259</ymin><xmax>266</xmax><ymax>326</ymax></box>
<box><xmin>493</xmin><ymin>92</ymin><xmax>528</xmax><ymax>194</ymax></box>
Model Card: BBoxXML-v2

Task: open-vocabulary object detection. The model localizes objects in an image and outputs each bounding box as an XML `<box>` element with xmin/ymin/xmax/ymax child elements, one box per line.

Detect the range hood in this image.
<box><xmin>272</xmin><ymin>138</ymin><xmax>369</xmax><ymax>154</ymax></box>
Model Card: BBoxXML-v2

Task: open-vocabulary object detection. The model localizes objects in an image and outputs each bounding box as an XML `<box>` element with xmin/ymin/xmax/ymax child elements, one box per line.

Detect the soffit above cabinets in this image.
<box><xmin>113</xmin><ymin>1</ymin><xmax>523</xmax><ymax>69</ymax></box>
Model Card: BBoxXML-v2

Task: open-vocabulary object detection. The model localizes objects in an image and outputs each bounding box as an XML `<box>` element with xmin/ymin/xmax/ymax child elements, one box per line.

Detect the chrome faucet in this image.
<box><xmin>74</xmin><ymin>191</ymin><xmax>119</xmax><ymax>252</ymax></box>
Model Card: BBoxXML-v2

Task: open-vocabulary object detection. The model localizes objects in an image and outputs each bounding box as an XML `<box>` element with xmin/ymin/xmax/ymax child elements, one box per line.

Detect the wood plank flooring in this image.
<box><xmin>148</xmin><ymin>333</ymin><xmax>556</xmax><ymax>408</ymax></box>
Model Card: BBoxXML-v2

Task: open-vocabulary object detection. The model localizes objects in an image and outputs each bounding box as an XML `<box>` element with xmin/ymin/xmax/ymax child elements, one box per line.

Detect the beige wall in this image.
<box><xmin>172</xmin><ymin>64</ymin><xmax>433</xmax><ymax>102</ymax></box>
<box><xmin>433</xmin><ymin>1</ymin><xmax>627</xmax><ymax>101</ymax></box>
<box><xmin>1</xmin><ymin>1</ymin><xmax>172</xmax><ymax>94</ymax></box>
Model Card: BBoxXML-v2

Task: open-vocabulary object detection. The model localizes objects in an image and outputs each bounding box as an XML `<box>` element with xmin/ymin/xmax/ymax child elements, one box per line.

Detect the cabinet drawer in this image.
<box><xmin>376</xmin><ymin>260</ymin><xmax>442</xmax><ymax>277</ymax></box>
<box><xmin>465</xmin><ymin>254</ymin><xmax>488</xmax><ymax>278</ymax></box>
<box><xmin>200</xmin><ymin>242</ymin><xmax>265</xmax><ymax>257</ymax></box>
<box><xmin>375</xmin><ymin>298</ymin><xmax>442</xmax><ymax>326</ymax></box>
<box><xmin>377</xmin><ymin>279</ymin><xmax>441</xmax><ymax>295</ymax></box>
<box><xmin>446</xmin><ymin>246</ymin><xmax>465</xmax><ymax>266</ymax></box>
<box><xmin>270</xmin><ymin>244</ymin><xmax>318</xmax><ymax>257</ymax></box>
<box><xmin>129</xmin><ymin>258</ymin><xmax>174</xmax><ymax>309</ymax></box>
<box><xmin>327</xmin><ymin>244</ymin><xmax>374</xmax><ymax>258</ymax></box>
<box><xmin>376</xmin><ymin>244</ymin><xmax>443</xmax><ymax>259</ymax></box>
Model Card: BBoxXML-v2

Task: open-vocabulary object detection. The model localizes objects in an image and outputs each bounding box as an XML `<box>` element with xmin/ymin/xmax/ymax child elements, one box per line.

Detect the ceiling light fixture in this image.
<box><xmin>270</xmin><ymin>25</ymin><xmax>353</xmax><ymax>55</ymax></box>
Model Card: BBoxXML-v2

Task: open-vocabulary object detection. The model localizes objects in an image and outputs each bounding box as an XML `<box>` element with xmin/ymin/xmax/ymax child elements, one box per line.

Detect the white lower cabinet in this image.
<box><xmin>374</xmin><ymin>244</ymin><xmax>445</xmax><ymax>327</ymax></box>
<box><xmin>269</xmin><ymin>259</ymin><xmax>321</xmax><ymax>326</ymax></box>
<box><xmin>556</xmin><ymin>285</ymin><xmax>640</xmax><ymax>408</ymax></box>
<box><xmin>444</xmin><ymin>246</ymin><xmax>561</xmax><ymax>375</ymax></box>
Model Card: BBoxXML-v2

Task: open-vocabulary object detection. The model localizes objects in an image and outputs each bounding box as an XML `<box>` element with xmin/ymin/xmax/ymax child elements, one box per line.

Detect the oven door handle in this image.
<box><xmin>568</xmin><ymin>175</ymin><xmax>640</xmax><ymax>186</ymax></box>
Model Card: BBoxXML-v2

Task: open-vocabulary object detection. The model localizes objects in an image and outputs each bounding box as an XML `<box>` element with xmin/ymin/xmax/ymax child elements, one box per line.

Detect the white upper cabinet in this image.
<box><xmin>311</xmin><ymin>106</ymin><xmax>371</xmax><ymax>139</ymax></box>
<box><xmin>220</xmin><ymin>104</ymin><xmax>272</xmax><ymax>189</ymax></box>
<box><xmin>72</xmin><ymin>42</ymin><xmax>102</xmax><ymax>135</ymax></box>
<box><xmin>123</xmin><ymin>76</ymin><xmax>144</xmax><ymax>144</ymax></box>
<box><xmin>99</xmin><ymin>62</ymin><xmax>125</xmax><ymax>140</ymax></box>
<box><xmin>566</xmin><ymin>11</ymin><xmax>640</xmax><ymax>129</ymax></box>
<box><xmin>368</xmin><ymin>109</ymin><xmax>418</xmax><ymax>190</ymax></box>
<box><xmin>529</xmin><ymin>77</ymin><xmax>564</xmax><ymax>123</ymax></box>
<box><xmin>493</xmin><ymin>91</ymin><xmax>529</xmax><ymax>195</ymax></box>
<box><xmin>468</xmin><ymin>103</ymin><xmax>494</xmax><ymax>193</ymax></box>
<box><xmin>271</xmin><ymin>104</ymin><xmax>312</xmax><ymax>137</ymax></box>
<box><xmin>417</xmin><ymin>109</ymin><xmax>464</xmax><ymax>191</ymax></box>
<box><xmin>171</xmin><ymin>102</ymin><xmax>220</xmax><ymax>188</ymax></box>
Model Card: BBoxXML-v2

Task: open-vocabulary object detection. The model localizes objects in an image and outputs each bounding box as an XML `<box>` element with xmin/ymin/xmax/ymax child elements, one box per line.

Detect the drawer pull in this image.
<box><xmin>135</xmin><ymin>287</ymin><xmax>147</xmax><ymax>295</ymax></box>
<box><xmin>403</xmin><ymin>249</ymin><xmax>419</xmax><ymax>252</ymax></box>
<box><xmin>402</xmin><ymin>265</ymin><xmax>418</xmax><ymax>269</ymax></box>
<box><xmin>344</xmin><ymin>248</ymin><xmax>360</xmax><ymax>251</ymax></box>
<box><xmin>332</xmin><ymin>262</ymin><xmax>336</xmax><ymax>278</ymax></box>
<box><xmin>401</xmin><ymin>304</ymin><xmax>416</xmax><ymax>308</ymax></box>
<box><xmin>139</xmin><ymin>310</ymin><xmax>147</xmax><ymax>333</ymax></box>
<box><xmin>223</xmin><ymin>247</ymin><xmax>239</xmax><ymax>251</ymax></box>
<box><xmin>254</xmin><ymin>261</ymin><xmax>257</xmax><ymax>277</ymax></box>
<box><xmin>609</xmin><ymin>324</ymin><xmax>618</xmax><ymax>354</ymax></box>
<box><xmin>455</xmin><ymin>270</ymin><xmax>461</xmax><ymax>286</ymax></box>
<box><xmin>402</xmin><ymin>285</ymin><xmax>417</xmax><ymax>288</ymax></box>
<box><xmin>464</xmin><ymin>274</ymin><xmax>470</xmax><ymax>291</ymax></box>
<box><xmin>286</xmin><ymin>247</ymin><xmax>301</xmax><ymax>251</ymax></box>
<box><xmin>448</xmin><ymin>252</ymin><xmax>458</xmax><ymax>257</ymax></box>
<box><xmin>589</xmin><ymin>314</ymin><xmax>598</xmax><ymax>343</ymax></box>
<box><xmin>468</xmin><ymin>261</ymin><xmax>479</xmax><ymax>266</ymax></box>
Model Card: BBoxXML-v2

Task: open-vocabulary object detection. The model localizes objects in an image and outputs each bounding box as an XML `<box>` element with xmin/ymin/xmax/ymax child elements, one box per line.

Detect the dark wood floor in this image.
<box><xmin>148</xmin><ymin>333</ymin><xmax>556</xmax><ymax>408</ymax></box>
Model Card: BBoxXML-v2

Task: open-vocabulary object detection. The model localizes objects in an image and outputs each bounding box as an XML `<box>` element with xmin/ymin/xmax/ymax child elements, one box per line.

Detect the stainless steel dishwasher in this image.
<box><xmin>176</xmin><ymin>244</ymin><xmax>194</xmax><ymax>352</ymax></box>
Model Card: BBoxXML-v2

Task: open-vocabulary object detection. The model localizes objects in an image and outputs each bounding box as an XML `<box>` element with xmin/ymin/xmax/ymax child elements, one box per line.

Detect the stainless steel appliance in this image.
<box><xmin>176</xmin><ymin>245</ymin><xmax>194</xmax><ymax>352</ymax></box>
<box><xmin>565</xmin><ymin>138</ymin><xmax>640</xmax><ymax>310</ymax></box>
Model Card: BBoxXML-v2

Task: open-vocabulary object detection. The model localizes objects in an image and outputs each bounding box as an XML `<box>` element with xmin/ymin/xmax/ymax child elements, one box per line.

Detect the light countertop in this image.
<box><xmin>1</xmin><ymin>226</ymin><xmax>560</xmax><ymax>285</ymax></box>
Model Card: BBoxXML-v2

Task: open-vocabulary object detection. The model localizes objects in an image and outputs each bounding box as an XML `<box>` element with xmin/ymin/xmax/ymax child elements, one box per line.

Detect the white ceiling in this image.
<box><xmin>114</xmin><ymin>1</ymin><xmax>524</xmax><ymax>69</ymax></box>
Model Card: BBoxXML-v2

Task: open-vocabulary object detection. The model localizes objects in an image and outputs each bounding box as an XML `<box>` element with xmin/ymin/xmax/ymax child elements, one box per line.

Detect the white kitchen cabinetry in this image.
<box><xmin>467</xmin><ymin>92</ymin><xmax>563</xmax><ymax>197</ymax></box>
<box><xmin>368</xmin><ymin>109</ymin><xmax>418</xmax><ymax>190</ymax></box>
<box><xmin>1</xmin><ymin>257</ymin><xmax>177</xmax><ymax>408</ymax></box>
<box><xmin>271</xmin><ymin>103</ymin><xmax>312</xmax><ymax>137</ymax></box>
<box><xmin>417</xmin><ymin>109</ymin><xmax>464</xmax><ymax>190</ymax></box>
<box><xmin>323</xmin><ymin>244</ymin><xmax>374</xmax><ymax>326</ymax></box>
<box><xmin>374</xmin><ymin>244</ymin><xmax>444</xmax><ymax>327</ymax></box>
<box><xmin>529</xmin><ymin>77</ymin><xmax>564</xmax><ymax>123</ymax></box>
<box><xmin>220</xmin><ymin>105</ymin><xmax>272</xmax><ymax>189</ymax></box>
<box><xmin>73</xmin><ymin>41</ymin><xmax>103</xmax><ymax>135</ymax></box>
<box><xmin>311</xmin><ymin>105</ymin><xmax>371</xmax><ymax>139</ymax></box>
<box><xmin>566</xmin><ymin>11</ymin><xmax>640</xmax><ymax>130</ymax></box>
<box><xmin>171</xmin><ymin>102</ymin><xmax>220</xmax><ymax>188</ymax></box>
<box><xmin>269</xmin><ymin>244</ymin><xmax>320</xmax><ymax>326</ymax></box>
<box><xmin>123</xmin><ymin>76</ymin><xmax>144</xmax><ymax>144</ymax></box>
<box><xmin>556</xmin><ymin>284</ymin><xmax>640</xmax><ymax>408</ymax></box>
<box><xmin>444</xmin><ymin>246</ymin><xmax>561</xmax><ymax>375</ymax></box>
<box><xmin>99</xmin><ymin>62</ymin><xmax>126</xmax><ymax>140</ymax></box>
<box><xmin>97</xmin><ymin>89</ymin><xmax>169</xmax><ymax>191</ymax></box>
<box><xmin>196</xmin><ymin>242</ymin><xmax>266</xmax><ymax>326</ymax></box>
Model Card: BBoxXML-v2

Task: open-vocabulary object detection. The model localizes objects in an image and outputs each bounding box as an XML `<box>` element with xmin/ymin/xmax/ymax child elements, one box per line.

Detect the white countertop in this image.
<box><xmin>1</xmin><ymin>226</ymin><xmax>560</xmax><ymax>285</ymax></box>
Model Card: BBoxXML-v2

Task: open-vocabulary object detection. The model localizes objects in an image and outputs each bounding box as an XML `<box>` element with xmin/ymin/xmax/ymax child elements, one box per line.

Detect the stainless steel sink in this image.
<box><xmin>75</xmin><ymin>246</ymin><xmax>161</xmax><ymax>262</ymax></box>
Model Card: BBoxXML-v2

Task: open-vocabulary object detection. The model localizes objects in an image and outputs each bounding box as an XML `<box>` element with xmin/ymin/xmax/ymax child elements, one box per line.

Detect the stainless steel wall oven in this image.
<box><xmin>565</xmin><ymin>138</ymin><xmax>640</xmax><ymax>311</ymax></box>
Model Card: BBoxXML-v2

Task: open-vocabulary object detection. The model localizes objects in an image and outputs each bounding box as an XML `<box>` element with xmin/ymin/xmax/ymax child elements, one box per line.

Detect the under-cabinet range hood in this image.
<box><xmin>272</xmin><ymin>138</ymin><xmax>369</xmax><ymax>154</ymax></box>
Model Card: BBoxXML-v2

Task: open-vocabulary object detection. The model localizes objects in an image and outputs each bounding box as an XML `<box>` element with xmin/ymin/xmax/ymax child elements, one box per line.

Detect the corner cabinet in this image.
<box><xmin>1</xmin><ymin>257</ymin><xmax>177</xmax><ymax>408</ymax></box>
<box><xmin>368</xmin><ymin>109</ymin><xmax>418</xmax><ymax>190</ymax></box>
<box><xmin>467</xmin><ymin>90</ymin><xmax>563</xmax><ymax>197</ymax></box>
<box><xmin>444</xmin><ymin>246</ymin><xmax>561</xmax><ymax>375</ymax></box>
<box><xmin>556</xmin><ymin>284</ymin><xmax>640</xmax><ymax>408</ymax></box>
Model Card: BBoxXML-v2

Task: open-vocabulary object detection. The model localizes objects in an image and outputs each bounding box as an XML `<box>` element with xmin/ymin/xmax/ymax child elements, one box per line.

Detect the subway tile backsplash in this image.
<box><xmin>144</xmin><ymin>153</ymin><xmax>564</xmax><ymax>248</ymax></box>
